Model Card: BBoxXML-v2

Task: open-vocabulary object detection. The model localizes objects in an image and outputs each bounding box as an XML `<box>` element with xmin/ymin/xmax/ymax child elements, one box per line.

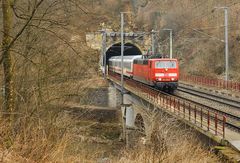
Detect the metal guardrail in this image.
<box><xmin>180</xmin><ymin>74</ymin><xmax>240</xmax><ymax>92</ymax></box>
<box><xmin>177</xmin><ymin>86</ymin><xmax>240</xmax><ymax>109</ymax></box>
<box><xmin>143</xmin><ymin>86</ymin><xmax>226</xmax><ymax>139</ymax></box>
<box><xmin>109</xmin><ymin>72</ymin><xmax>226</xmax><ymax>138</ymax></box>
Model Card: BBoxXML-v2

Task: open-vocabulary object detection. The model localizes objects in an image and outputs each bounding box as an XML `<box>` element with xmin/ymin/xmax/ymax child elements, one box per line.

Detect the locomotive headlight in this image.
<box><xmin>155</xmin><ymin>73</ymin><xmax>164</xmax><ymax>77</ymax></box>
<box><xmin>169</xmin><ymin>73</ymin><xmax>177</xmax><ymax>77</ymax></box>
<box><xmin>171</xmin><ymin>78</ymin><xmax>175</xmax><ymax>81</ymax></box>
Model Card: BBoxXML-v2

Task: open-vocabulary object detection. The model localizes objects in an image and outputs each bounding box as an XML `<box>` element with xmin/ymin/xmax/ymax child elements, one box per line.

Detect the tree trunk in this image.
<box><xmin>2</xmin><ymin>0</ymin><xmax>15</xmax><ymax>118</ymax></box>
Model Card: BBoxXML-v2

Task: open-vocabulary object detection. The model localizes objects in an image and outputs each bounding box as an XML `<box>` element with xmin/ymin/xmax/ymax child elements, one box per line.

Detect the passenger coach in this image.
<box><xmin>108</xmin><ymin>55</ymin><xmax>179</xmax><ymax>92</ymax></box>
<box><xmin>108</xmin><ymin>55</ymin><xmax>142</xmax><ymax>77</ymax></box>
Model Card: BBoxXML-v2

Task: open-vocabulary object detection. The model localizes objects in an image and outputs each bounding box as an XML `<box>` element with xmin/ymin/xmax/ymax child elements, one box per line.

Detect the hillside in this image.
<box><xmin>131</xmin><ymin>0</ymin><xmax>240</xmax><ymax>80</ymax></box>
<box><xmin>0</xmin><ymin>0</ymin><xmax>238</xmax><ymax>162</ymax></box>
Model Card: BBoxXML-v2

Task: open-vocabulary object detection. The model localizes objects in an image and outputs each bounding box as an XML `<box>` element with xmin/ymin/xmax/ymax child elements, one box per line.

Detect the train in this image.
<box><xmin>108</xmin><ymin>55</ymin><xmax>179</xmax><ymax>92</ymax></box>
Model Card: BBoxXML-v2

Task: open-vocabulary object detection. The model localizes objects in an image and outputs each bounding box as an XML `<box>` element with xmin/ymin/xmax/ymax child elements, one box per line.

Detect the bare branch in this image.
<box><xmin>29</xmin><ymin>24</ymin><xmax>81</xmax><ymax>58</ymax></box>
<box><xmin>13</xmin><ymin>0</ymin><xmax>68</xmax><ymax>27</ymax></box>
<box><xmin>10</xmin><ymin>49</ymin><xmax>37</xmax><ymax>65</ymax></box>
<box><xmin>0</xmin><ymin>0</ymin><xmax>45</xmax><ymax>64</ymax></box>
<box><xmin>68</xmin><ymin>0</ymin><xmax>88</xmax><ymax>14</ymax></box>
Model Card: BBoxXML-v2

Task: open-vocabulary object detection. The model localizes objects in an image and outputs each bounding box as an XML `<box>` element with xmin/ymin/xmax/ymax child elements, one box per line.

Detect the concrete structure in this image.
<box><xmin>86</xmin><ymin>31</ymin><xmax>152</xmax><ymax>73</ymax></box>
<box><xmin>86</xmin><ymin>28</ymin><xmax>240</xmax><ymax>160</ymax></box>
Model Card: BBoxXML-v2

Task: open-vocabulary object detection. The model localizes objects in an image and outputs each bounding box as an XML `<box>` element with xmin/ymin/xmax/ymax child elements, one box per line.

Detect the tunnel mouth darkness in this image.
<box><xmin>106</xmin><ymin>42</ymin><xmax>142</xmax><ymax>65</ymax></box>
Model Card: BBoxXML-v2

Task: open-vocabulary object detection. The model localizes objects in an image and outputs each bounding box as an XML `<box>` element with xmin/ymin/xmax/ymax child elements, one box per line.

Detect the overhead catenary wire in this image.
<box><xmin>131</xmin><ymin>0</ymin><xmax>240</xmax><ymax>54</ymax></box>
<box><xmin>173</xmin><ymin>1</ymin><xmax>240</xmax><ymax>40</ymax></box>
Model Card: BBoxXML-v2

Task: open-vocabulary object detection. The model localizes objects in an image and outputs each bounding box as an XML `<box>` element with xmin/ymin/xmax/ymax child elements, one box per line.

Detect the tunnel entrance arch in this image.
<box><xmin>105</xmin><ymin>42</ymin><xmax>143</xmax><ymax>65</ymax></box>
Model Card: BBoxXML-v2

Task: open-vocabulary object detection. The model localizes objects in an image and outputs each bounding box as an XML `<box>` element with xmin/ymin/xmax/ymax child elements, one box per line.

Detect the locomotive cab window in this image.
<box><xmin>155</xmin><ymin>61</ymin><xmax>177</xmax><ymax>68</ymax></box>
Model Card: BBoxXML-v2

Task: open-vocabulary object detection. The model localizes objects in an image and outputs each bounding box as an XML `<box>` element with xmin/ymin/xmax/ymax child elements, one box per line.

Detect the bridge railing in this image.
<box><xmin>146</xmin><ymin>92</ymin><xmax>226</xmax><ymax>139</ymax></box>
<box><xmin>180</xmin><ymin>74</ymin><xmax>240</xmax><ymax>93</ymax></box>
<box><xmin>108</xmin><ymin>72</ymin><xmax>226</xmax><ymax>139</ymax></box>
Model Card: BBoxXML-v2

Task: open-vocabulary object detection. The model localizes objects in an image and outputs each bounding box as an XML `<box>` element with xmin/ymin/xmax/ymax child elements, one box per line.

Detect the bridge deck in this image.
<box><xmin>108</xmin><ymin>75</ymin><xmax>240</xmax><ymax>152</ymax></box>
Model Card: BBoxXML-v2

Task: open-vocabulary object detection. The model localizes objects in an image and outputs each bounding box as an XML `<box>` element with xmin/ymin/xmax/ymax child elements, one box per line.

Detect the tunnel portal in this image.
<box><xmin>105</xmin><ymin>42</ymin><xmax>143</xmax><ymax>65</ymax></box>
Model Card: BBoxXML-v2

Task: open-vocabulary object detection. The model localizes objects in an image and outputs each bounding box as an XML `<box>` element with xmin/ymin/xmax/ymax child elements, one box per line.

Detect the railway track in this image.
<box><xmin>173</xmin><ymin>92</ymin><xmax>240</xmax><ymax>120</ymax></box>
<box><xmin>175</xmin><ymin>85</ymin><xmax>240</xmax><ymax>132</ymax></box>
<box><xmin>155</xmin><ymin>87</ymin><xmax>240</xmax><ymax>133</ymax></box>
<box><xmin>108</xmin><ymin>73</ymin><xmax>240</xmax><ymax>134</ymax></box>
<box><xmin>177</xmin><ymin>85</ymin><xmax>240</xmax><ymax>109</ymax></box>
<box><xmin>172</xmin><ymin>92</ymin><xmax>240</xmax><ymax>133</ymax></box>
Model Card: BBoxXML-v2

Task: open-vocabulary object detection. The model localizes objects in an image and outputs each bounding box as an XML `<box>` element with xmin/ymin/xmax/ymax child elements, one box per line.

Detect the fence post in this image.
<box><xmin>163</xmin><ymin>96</ymin><xmax>165</xmax><ymax>106</ymax></box>
<box><xmin>161</xmin><ymin>95</ymin><xmax>163</xmax><ymax>105</ymax></box>
<box><xmin>189</xmin><ymin>103</ymin><xmax>191</xmax><ymax>121</ymax></box>
<box><xmin>183</xmin><ymin>102</ymin><xmax>185</xmax><ymax>118</ymax></box>
<box><xmin>194</xmin><ymin>105</ymin><xmax>197</xmax><ymax>124</ymax></box>
<box><xmin>201</xmin><ymin>108</ymin><xmax>203</xmax><ymax>127</ymax></box>
<box><xmin>207</xmin><ymin>110</ymin><xmax>210</xmax><ymax>131</ymax></box>
<box><xmin>168</xmin><ymin>96</ymin><xmax>170</xmax><ymax>108</ymax></box>
<box><xmin>174</xmin><ymin>98</ymin><xmax>176</xmax><ymax>113</ymax></box>
<box><xmin>223</xmin><ymin>116</ymin><xmax>226</xmax><ymax>139</ymax></box>
<box><xmin>178</xmin><ymin>100</ymin><xmax>180</xmax><ymax>115</ymax></box>
<box><xmin>215</xmin><ymin>113</ymin><xmax>218</xmax><ymax>135</ymax></box>
<box><xmin>170</xmin><ymin>97</ymin><xmax>172</xmax><ymax>109</ymax></box>
<box><xmin>162</xmin><ymin>95</ymin><xmax>163</xmax><ymax>105</ymax></box>
<box><xmin>166</xmin><ymin>96</ymin><xmax>168</xmax><ymax>107</ymax></box>
<box><xmin>150</xmin><ymin>91</ymin><xmax>152</xmax><ymax>101</ymax></box>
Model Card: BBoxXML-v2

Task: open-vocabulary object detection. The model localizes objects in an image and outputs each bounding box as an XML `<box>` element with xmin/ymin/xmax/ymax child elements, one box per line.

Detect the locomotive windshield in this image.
<box><xmin>155</xmin><ymin>61</ymin><xmax>177</xmax><ymax>68</ymax></box>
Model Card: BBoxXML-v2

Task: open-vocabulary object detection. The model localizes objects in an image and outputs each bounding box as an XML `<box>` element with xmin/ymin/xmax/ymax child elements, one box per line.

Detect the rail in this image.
<box><xmin>143</xmin><ymin>86</ymin><xmax>226</xmax><ymax>138</ymax></box>
<box><xmin>177</xmin><ymin>86</ymin><xmax>240</xmax><ymax>109</ymax></box>
<box><xmin>109</xmin><ymin>72</ymin><xmax>227</xmax><ymax>139</ymax></box>
<box><xmin>180</xmin><ymin>74</ymin><xmax>240</xmax><ymax>93</ymax></box>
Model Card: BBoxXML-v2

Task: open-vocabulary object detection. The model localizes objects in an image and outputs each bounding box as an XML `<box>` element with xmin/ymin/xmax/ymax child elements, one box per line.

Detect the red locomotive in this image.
<box><xmin>109</xmin><ymin>55</ymin><xmax>179</xmax><ymax>92</ymax></box>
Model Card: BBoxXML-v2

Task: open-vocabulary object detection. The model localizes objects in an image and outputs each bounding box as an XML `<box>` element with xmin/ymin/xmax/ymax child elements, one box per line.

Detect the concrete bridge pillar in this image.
<box><xmin>123</xmin><ymin>94</ymin><xmax>143</xmax><ymax>148</ymax></box>
<box><xmin>108</xmin><ymin>86</ymin><xmax>153</xmax><ymax>147</ymax></box>
<box><xmin>108</xmin><ymin>85</ymin><xmax>117</xmax><ymax>107</ymax></box>
<box><xmin>121</xmin><ymin>103</ymin><xmax>136</xmax><ymax>148</ymax></box>
<box><xmin>126</xmin><ymin>105</ymin><xmax>134</xmax><ymax>128</ymax></box>
<box><xmin>123</xmin><ymin>94</ymin><xmax>135</xmax><ymax>128</ymax></box>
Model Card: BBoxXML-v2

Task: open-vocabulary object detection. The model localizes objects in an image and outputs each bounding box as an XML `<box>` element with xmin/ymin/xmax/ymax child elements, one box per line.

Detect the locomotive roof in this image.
<box><xmin>110</xmin><ymin>55</ymin><xmax>142</xmax><ymax>59</ymax></box>
<box><xmin>135</xmin><ymin>58</ymin><xmax>178</xmax><ymax>61</ymax></box>
<box><xmin>109</xmin><ymin>55</ymin><xmax>178</xmax><ymax>62</ymax></box>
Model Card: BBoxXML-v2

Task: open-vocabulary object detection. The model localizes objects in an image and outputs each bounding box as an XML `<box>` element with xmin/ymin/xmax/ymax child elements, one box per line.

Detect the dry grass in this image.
<box><xmin>0</xmin><ymin>112</ymin><xmax>68</xmax><ymax>162</ymax></box>
<box><xmin>0</xmin><ymin>104</ymin><xmax>110</xmax><ymax>162</ymax></box>
<box><xmin>115</xmin><ymin>113</ymin><xmax>220</xmax><ymax>163</ymax></box>
<box><xmin>0</xmin><ymin>106</ymin><xmax>221</xmax><ymax>163</ymax></box>
<box><xmin>0</xmin><ymin>0</ymin><xmax>232</xmax><ymax>162</ymax></box>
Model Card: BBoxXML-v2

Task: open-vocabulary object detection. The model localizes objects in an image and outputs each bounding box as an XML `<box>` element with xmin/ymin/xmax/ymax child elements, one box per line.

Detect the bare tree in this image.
<box><xmin>2</xmin><ymin>0</ymin><xmax>14</xmax><ymax>119</ymax></box>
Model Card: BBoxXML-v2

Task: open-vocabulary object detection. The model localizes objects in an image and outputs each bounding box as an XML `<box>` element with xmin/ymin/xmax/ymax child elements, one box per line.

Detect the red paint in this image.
<box><xmin>207</xmin><ymin>111</ymin><xmax>210</xmax><ymax>131</ymax></box>
<box><xmin>215</xmin><ymin>113</ymin><xmax>218</xmax><ymax>135</ymax></box>
<box><xmin>133</xmin><ymin>59</ymin><xmax>179</xmax><ymax>86</ymax></box>
<box><xmin>223</xmin><ymin>116</ymin><xmax>226</xmax><ymax>139</ymax></box>
<box><xmin>181</xmin><ymin>74</ymin><xmax>240</xmax><ymax>92</ymax></box>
